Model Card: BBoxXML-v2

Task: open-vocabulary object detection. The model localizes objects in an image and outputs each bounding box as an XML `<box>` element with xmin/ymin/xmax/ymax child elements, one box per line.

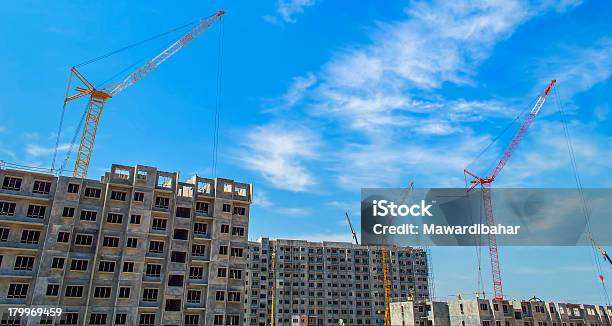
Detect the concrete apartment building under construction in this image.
<box><xmin>390</xmin><ymin>298</ymin><xmax>612</xmax><ymax>326</ymax></box>
<box><xmin>243</xmin><ymin>237</ymin><xmax>430</xmax><ymax>326</ymax></box>
<box><xmin>447</xmin><ymin>297</ymin><xmax>612</xmax><ymax>326</ymax></box>
<box><xmin>0</xmin><ymin>163</ymin><xmax>252</xmax><ymax>326</ymax></box>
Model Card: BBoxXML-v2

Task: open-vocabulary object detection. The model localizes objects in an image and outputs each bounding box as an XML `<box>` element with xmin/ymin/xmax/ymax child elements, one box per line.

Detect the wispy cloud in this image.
<box><xmin>239</xmin><ymin>123</ymin><xmax>319</xmax><ymax>192</ymax></box>
<box><xmin>276</xmin><ymin>206</ymin><xmax>313</xmax><ymax>216</ymax></box>
<box><xmin>262</xmin><ymin>0</ymin><xmax>588</xmax><ymax>191</ymax></box>
<box><xmin>252</xmin><ymin>190</ymin><xmax>313</xmax><ymax>216</ymax></box>
<box><xmin>497</xmin><ymin>119</ymin><xmax>612</xmax><ymax>186</ymax></box>
<box><xmin>26</xmin><ymin>143</ymin><xmax>71</xmax><ymax>158</ymax></box>
<box><xmin>252</xmin><ymin>189</ymin><xmax>273</xmax><ymax>208</ymax></box>
<box><xmin>541</xmin><ymin>38</ymin><xmax>612</xmax><ymax>97</ymax></box>
<box><xmin>265</xmin><ymin>74</ymin><xmax>316</xmax><ymax>112</ymax></box>
<box><xmin>264</xmin><ymin>0</ymin><xmax>317</xmax><ymax>24</ymax></box>
<box><xmin>0</xmin><ymin>147</ymin><xmax>16</xmax><ymax>160</ymax></box>
<box><xmin>334</xmin><ymin>133</ymin><xmax>492</xmax><ymax>189</ymax></box>
<box><xmin>302</xmin><ymin>0</ymin><xmax>551</xmax><ymax>136</ymax></box>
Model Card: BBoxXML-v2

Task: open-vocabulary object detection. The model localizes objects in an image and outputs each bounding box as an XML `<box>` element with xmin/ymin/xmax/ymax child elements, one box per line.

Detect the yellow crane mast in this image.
<box><xmin>381</xmin><ymin>181</ymin><xmax>414</xmax><ymax>325</ymax></box>
<box><xmin>270</xmin><ymin>241</ymin><xmax>277</xmax><ymax>326</ymax></box>
<box><xmin>381</xmin><ymin>246</ymin><xmax>392</xmax><ymax>326</ymax></box>
<box><xmin>63</xmin><ymin>11</ymin><xmax>224</xmax><ymax>178</ymax></box>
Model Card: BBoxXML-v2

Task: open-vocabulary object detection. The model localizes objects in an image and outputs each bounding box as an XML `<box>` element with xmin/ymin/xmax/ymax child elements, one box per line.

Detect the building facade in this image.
<box><xmin>390</xmin><ymin>300</ymin><xmax>451</xmax><ymax>326</ymax></box>
<box><xmin>244</xmin><ymin>238</ymin><xmax>430</xmax><ymax>326</ymax></box>
<box><xmin>447</xmin><ymin>297</ymin><xmax>612</xmax><ymax>326</ymax></box>
<box><xmin>0</xmin><ymin>163</ymin><xmax>252</xmax><ymax>326</ymax></box>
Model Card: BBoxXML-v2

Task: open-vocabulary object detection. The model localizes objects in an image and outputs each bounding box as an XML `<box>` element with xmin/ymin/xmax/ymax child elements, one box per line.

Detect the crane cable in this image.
<box><xmin>211</xmin><ymin>18</ymin><xmax>224</xmax><ymax>178</ymax></box>
<box><xmin>553</xmin><ymin>85</ymin><xmax>610</xmax><ymax>305</ymax></box>
<box><xmin>464</xmin><ymin>173</ymin><xmax>484</xmax><ymax>296</ymax></box>
<box><xmin>51</xmin><ymin>103</ymin><xmax>67</xmax><ymax>173</ymax></box>
<box><xmin>59</xmin><ymin>107</ymin><xmax>88</xmax><ymax>176</ymax></box>
<box><xmin>75</xmin><ymin>18</ymin><xmax>205</xmax><ymax>68</ymax></box>
<box><xmin>465</xmin><ymin>96</ymin><xmax>539</xmax><ymax>174</ymax></box>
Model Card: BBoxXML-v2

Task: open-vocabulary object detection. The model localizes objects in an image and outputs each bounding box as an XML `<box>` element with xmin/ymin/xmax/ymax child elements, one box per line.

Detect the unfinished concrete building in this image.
<box><xmin>0</xmin><ymin>163</ymin><xmax>252</xmax><ymax>325</ymax></box>
<box><xmin>448</xmin><ymin>297</ymin><xmax>612</xmax><ymax>326</ymax></box>
<box><xmin>390</xmin><ymin>300</ymin><xmax>451</xmax><ymax>326</ymax></box>
<box><xmin>243</xmin><ymin>238</ymin><xmax>430</xmax><ymax>326</ymax></box>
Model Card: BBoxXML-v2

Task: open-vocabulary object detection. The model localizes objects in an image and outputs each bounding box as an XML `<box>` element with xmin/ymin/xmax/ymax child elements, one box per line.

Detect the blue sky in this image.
<box><xmin>1</xmin><ymin>1</ymin><xmax>611</xmax><ymax>304</ymax></box>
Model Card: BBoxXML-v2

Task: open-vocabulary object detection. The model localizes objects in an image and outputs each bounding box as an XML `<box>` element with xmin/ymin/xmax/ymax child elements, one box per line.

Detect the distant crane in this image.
<box><xmin>381</xmin><ymin>182</ymin><xmax>414</xmax><ymax>325</ymax></box>
<box><xmin>345</xmin><ymin>211</ymin><xmax>359</xmax><ymax>245</ymax></box>
<box><xmin>464</xmin><ymin>80</ymin><xmax>556</xmax><ymax>300</ymax></box>
<box><xmin>270</xmin><ymin>241</ymin><xmax>277</xmax><ymax>326</ymax></box>
<box><xmin>62</xmin><ymin>11</ymin><xmax>224</xmax><ymax>178</ymax></box>
<box><xmin>591</xmin><ymin>237</ymin><xmax>612</xmax><ymax>267</ymax></box>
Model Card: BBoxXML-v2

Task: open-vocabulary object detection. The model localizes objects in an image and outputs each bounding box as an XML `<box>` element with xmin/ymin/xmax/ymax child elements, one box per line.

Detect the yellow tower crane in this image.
<box><xmin>380</xmin><ymin>182</ymin><xmax>414</xmax><ymax>325</ymax></box>
<box><xmin>62</xmin><ymin>11</ymin><xmax>224</xmax><ymax>178</ymax></box>
<box><xmin>270</xmin><ymin>241</ymin><xmax>277</xmax><ymax>326</ymax></box>
<box><xmin>381</xmin><ymin>246</ymin><xmax>392</xmax><ymax>326</ymax></box>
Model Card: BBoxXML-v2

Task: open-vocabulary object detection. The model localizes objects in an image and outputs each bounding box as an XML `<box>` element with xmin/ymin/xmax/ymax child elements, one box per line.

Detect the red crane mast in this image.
<box><xmin>464</xmin><ymin>80</ymin><xmax>556</xmax><ymax>300</ymax></box>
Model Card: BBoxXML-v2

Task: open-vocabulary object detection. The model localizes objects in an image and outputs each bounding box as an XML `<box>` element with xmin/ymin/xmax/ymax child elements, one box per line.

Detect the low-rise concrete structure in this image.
<box><xmin>448</xmin><ymin>298</ymin><xmax>612</xmax><ymax>326</ymax></box>
<box><xmin>390</xmin><ymin>300</ymin><xmax>451</xmax><ymax>326</ymax></box>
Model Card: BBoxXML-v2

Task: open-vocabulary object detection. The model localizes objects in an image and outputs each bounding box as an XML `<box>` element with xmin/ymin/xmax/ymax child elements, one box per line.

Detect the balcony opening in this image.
<box><xmin>171</xmin><ymin>251</ymin><xmax>187</xmax><ymax>263</ymax></box>
<box><xmin>173</xmin><ymin>229</ymin><xmax>189</xmax><ymax>240</ymax></box>
<box><xmin>168</xmin><ymin>274</ymin><xmax>184</xmax><ymax>287</ymax></box>
<box><xmin>165</xmin><ymin>299</ymin><xmax>181</xmax><ymax>311</ymax></box>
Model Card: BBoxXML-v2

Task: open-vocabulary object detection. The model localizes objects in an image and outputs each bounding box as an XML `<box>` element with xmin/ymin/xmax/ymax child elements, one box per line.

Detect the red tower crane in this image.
<box><xmin>464</xmin><ymin>80</ymin><xmax>556</xmax><ymax>300</ymax></box>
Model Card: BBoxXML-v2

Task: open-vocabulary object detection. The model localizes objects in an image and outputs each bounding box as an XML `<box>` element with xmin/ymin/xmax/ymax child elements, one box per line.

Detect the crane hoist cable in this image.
<box><xmin>345</xmin><ymin>210</ymin><xmax>359</xmax><ymax>245</ymax></box>
<box><xmin>465</xmin><ymin>96</ymin><xmax>539</xmax><ymax>175</ymax></box>
<box><xmin>211</xmin><ymin>17</ymin><xmax>225</xmax><ymax>178</ymax></box>
<box><xmin>75</xmin><ymin>18</ymin><xmax>203</xmax><ymax>68</ymax></box>
<box><xmin>553</xmin><ymin>85</ymin><xmax>610</xmax><ymax>305</ymax></box>
<box><xmin>591</xmin><ymin>237</ymin><xmax>612</xmax><ymax>266</ymax></box>
<box><xmin>58</xmin><ymin>107</ymin><xmax>88</xmax><ymax>175</ymax></box>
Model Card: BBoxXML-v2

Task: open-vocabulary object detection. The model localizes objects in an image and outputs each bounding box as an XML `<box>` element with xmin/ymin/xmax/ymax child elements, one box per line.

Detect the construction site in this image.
<box><xmin>1</xmin><ymin>3</ymin><xmax>611</xmax><ymax>326</ymax></box>
<box><xmin>0</xmin><ymin>163</ymin><xmax>610</xmax><ymax>325</ymax></box>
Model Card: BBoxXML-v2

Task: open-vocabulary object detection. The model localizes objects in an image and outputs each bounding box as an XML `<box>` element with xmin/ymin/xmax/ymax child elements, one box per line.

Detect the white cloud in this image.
<box><xmin>283</xmin><ymin>74</ymin><xmax>316</xmax><ymax>107</ymax></box>
<box><xmin>320</xmin><ymin>0</ymin><xmax>531</xmax><ymax>94</ymax></box>
<box><xmin>252</xmin><ymin>190</ymin><xmax>273</xmax><ymax>208</ymax></box>
<box><xmin>256</xmin><ymin>1</ymin><xmax>588</xmax><ymax>192</ymax></box>
<box><xmin>265</xmin><ymin>0</ymin><xmax>317</xmax><ymax>24</ymax></box>
<box><xmin>266</xmin><ymin>74</ymin><xmax>316</xmax><ymax>112</ymax></box>
<box><xmin>277</xmin><ymin>0</ymin><xmax>317</xmax><ymax>23</ymax></box>
<box><xmin>496</xmin><ymin>119</ymin><xmax>612</xmax><ymax>187</ymax></box>
<box><xmin>0</xmin><ymin>148</ymin><xmax>16</xmax><ymax>160</ymax></box>
<box><xmin>240</xmin><ymin>123</ymin><xmax>319</xmax><ymax>192</ymax></box>
<box><xmin>26</xmin><ymin>143</ymin><xmax>71</xmax><ymax>158</ymax></box>
<box><xmin>276</xmin><ymin>207</ymin><xmax>313</xmax><ymax>216</ymax></box>
<box><xmin>282</xmin><ymin>0</ymin><xmax>561</xmax><ymax>138</ymax></box>
<box><xmin>542</xmin><ymin>38</ymin><xmax>612</xmax><ymax>97</ymax></box>
<box><xmin>594</xmin><ymin>106</ymin><xmax>609</xmax><ymax>122</ymax></box>
<box><xmin>334</xmin><ymin>133</ymin><xmax>492</xmax><ymax>190</ymax></box>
